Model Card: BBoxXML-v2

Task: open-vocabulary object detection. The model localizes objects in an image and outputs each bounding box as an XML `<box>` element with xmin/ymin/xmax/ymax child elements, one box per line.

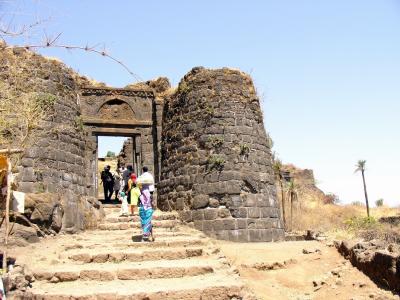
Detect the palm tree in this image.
<box><xmin>273</xmin><ymin>159</ymin><xmax>286</xmax><ymax>229</ymax></box>
<box><xmin>355</xmin><ymin>160</ymin><xmax>370</xmax><ymax>217</ymax></box>
<box><xmin>285</xmin><ymin>179</ymin><xmax>298</xmax><ymax>231</ymax></box>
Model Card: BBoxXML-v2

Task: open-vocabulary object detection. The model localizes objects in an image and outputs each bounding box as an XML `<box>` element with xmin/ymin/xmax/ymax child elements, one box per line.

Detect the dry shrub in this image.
<box><xmin>291</xmin><ymin>204</ymin><xmax>400</xmax><ymax>242</ymax></box>
<box><xmin>292</xmin><ymin>204</ymin><xmax>360</xmax><ymax>232</ymax></box>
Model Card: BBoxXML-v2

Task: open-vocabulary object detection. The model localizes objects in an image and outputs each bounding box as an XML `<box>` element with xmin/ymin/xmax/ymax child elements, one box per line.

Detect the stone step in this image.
<box><xmin>105</xmin><ymin>214</ymin><xmax>177</xmax><ymax>223</ymax></box>
<box><xmin>102</xmin><ymin>203</ymin><xmax>121</xmax><ymax>208</ymax></box>
<box><xmin>76</xmin><ymin>229</ymin><xmax>196</xmax><ymax>239</ymax></box>
<box><xmin>98</xmin><ymin>220</ymin><xmax>179</xmax><ymax>231</ymax></box>
<box><xmin>63</xmin><ymin>238</ymin><xmax>207</xmax><ymax>251</ymax></box>
<box><xmin>66</xmin><ymin>247</ymin><xmax>204</xmax><ymax>263</ymax></box>
<box><xmin>33</xmin><ymin>259</ymin><xmax>216</xmax><ymax>282</ymax></box>
<box><xmin>26</xmin><ymin>273</ymin><xmax>243</xmax><ymax>300</ymax></box>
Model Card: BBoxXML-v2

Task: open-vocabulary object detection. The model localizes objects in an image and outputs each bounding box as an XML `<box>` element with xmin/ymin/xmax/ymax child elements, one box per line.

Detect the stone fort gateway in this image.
<box><xmin>6</xmin><ymin>48</ymin><xmax>284</xmax><ymax>242</ymax></box>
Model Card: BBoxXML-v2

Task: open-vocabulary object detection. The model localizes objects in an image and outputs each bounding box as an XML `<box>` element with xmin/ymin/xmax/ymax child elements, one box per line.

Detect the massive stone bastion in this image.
<box><xmin>157</xmin><ymin>67</ymin><xmax>284</xmax><ymax>242</ymax></box>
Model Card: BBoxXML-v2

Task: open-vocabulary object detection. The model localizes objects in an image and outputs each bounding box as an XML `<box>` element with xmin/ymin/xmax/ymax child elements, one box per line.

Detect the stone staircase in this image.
<box><xmin>22</xmin><ymin>204</ymin><xmax>250</xmax><ymax>299</ymax></box>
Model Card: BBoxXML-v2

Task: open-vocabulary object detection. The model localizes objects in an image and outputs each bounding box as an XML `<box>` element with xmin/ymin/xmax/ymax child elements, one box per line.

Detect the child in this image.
<box><xmin>118</xmin><ymin>191</ymin><xmax>129</xmax><ymax>216</ymax></box>
<box><xmin>128</xmin><ymin>174</ymin><xmax>141</xmax><ymax>216</ymax></box>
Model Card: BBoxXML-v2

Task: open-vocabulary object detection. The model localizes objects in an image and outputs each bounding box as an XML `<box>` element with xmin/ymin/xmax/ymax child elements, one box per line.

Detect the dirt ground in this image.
<box><xmin>218</xmin><ymin>240</ymin><xmax>400</xmax><ymax>300</ymax></box>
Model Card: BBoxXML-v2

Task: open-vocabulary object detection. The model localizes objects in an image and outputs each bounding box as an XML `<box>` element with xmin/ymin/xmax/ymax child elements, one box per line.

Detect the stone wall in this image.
<box><xmin>117</xmin><ymin>138</ymin><xmax>134</xmax><ymax>168</ymax></box>
<box><xmin>337</xmin><ymin>240</ymin><xmax>400</xmax><ymax>293</ymax></box>
<box><xmin>158</xmin><ymin>67</ymin><xmax>284</xmax><ymax>242</ymax></box>
<box><xmin>0</xmin><ymin>45</ymin><xmax>103</xmax><ymax>239</ymax></box>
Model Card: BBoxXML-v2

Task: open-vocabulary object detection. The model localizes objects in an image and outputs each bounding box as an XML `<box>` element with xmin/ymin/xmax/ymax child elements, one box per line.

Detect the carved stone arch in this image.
<box><xmin>98</xmin><ymin>98</ymin><xmax>135</xmax><ymax>120</ymax></box>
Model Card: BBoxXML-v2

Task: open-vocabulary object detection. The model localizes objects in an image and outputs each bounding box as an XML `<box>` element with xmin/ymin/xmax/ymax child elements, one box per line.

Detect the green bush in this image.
<box><xmin>106</xmin><ymin>151</ymin><xmax>116</xmax><ymax>158</ymax></box>
<box><xmin>344</xmin><ymin>216</ymin><xmax>379</xmax><ymax>231</ymax></box>
<box><xmin>375</xmin><ymin>198</ymin><xmax>384</xmax><ymax>207</ymax></box>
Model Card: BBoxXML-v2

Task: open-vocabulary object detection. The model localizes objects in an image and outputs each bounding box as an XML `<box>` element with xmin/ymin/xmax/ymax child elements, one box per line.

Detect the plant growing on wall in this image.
<box><xmin>239</xmin><ymin>143</ymin><xmax>250</xmax><ymax>156</ymax></box>
<box><xmin>177</xmin><ymin>81</ymin><xmax>190</xmax><ymax>95</ymax></box>
<box><xmin>207</xmin><ymin>155</ymin><xmax>225</xmax><ymax>171</ymax></box>
<box><xmin>0</xmin><ymin>83</ymin><xmax>56</xmax><ymax>156</ymax></box>
<box><xmin>207</xmin><ymin>136</ymin><xmax>224</xmax><ymax>149</ymax></box>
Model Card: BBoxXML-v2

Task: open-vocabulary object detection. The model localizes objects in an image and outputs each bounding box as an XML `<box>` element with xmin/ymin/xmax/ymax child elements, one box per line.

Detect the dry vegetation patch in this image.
<box><xmin>291</xmin><ymin>204</ymin><xmax>400</xmax><ymax>244</ymax></box>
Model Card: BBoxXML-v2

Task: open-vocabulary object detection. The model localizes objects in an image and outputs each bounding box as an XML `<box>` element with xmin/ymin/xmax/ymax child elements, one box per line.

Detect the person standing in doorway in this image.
<box><xmin>128</xmin><ymin>173</ymin><xmax>140</xmax><ymax>216</ymax></box>
<box><xmin>122</xmin><ymin>165</ymin><xmax>133</xmax><ymax>203</ymax></box>
<box><xmin>112</xmin><ymin>168</ymin><xmax>122</xmax><ymax>201</ymax></box>
<box><xmin>100</xmin><ymin>165</ymin><xmax>114</xmax><ymax>201</ymax></box>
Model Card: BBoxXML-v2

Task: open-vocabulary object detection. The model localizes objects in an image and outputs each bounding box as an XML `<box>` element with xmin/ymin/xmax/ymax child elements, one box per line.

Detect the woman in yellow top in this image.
<box><xmin>128</xmin><ymin>173</ymin><xmax>141</xmax><ymax>216</ymax></box>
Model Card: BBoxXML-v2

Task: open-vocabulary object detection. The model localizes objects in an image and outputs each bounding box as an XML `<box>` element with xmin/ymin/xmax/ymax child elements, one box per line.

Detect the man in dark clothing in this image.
<box><xmin>122</xmin><ymin>165</ymin><xmax>133</xmax><ymax>203</ymax></box>
<box><xmin>101</xmin><ymin>165</ymin><xmax>114</xmax><ymax>201</ymax></box>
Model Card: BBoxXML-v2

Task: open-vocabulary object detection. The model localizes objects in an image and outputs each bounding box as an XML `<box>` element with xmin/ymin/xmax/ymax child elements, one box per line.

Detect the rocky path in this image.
<box><xmin>218</xmin><ymin>240</ymin><xmax>400</xmax><ymax>300</ymax></box>
<box><xmin>9</xmin><ymin>205</ymin><xmax>251</xmax><ymax>299</ymax></box>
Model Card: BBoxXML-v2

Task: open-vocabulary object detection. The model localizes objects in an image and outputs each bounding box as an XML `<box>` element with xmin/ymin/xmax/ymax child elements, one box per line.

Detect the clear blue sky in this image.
<box><xmin>3</xmin><ymin>1</ymin><xmax>400</xmax><ymax>206</ymax></box>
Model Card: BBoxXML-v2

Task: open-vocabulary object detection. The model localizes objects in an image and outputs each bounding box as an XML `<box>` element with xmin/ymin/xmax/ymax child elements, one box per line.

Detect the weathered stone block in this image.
<box><xmin>228</xmin><ymin>230</ymin><xmax>240</xmax><ymax>242</ymax></box>
<box><xmin>21</xmin><ymin>158</ymin><xmax>34</xmax><ymax>168</ymax></box>
<box><xmin>18</xmin><ymin>182</ymin><xmax>34</xmax><ymax>193</ymax></box>
<box><xmin>260</xmin><ymin>207</ymin><xmax>271</xmax><ymax>218</ymax></box>
<box><xmin>244</xmin><ymin>194</ymin><xmax>257</xmax><ymax>207</ymax></box>
<box><xmin>249</xmin><ymin>229</ymin><xmax>262</xmax><ymax>242</ymax></box>
<box><xmin>272</xmin><ymin>229</ymin><xmax>285</xmax><ymax>241</ymax></box>
<box><xmin>192</xmin><ymin>210</ymin><xmax>204</xmax><ymax>221</ymax></box>
<box><xmin>204</xmin><ymin>209</ymin><xmax>218</xmax><ymax>220</ymax></box>
<box><xmin>237</xmin><ymin>218</ymin><xmax>247</xmax><ymax>229</ymax></box>
<box><xmin>248</xmin><ymin>207</ymin><xmax>261</xmax><ymax>218</ymax></box>
<box><xmin>229</xmin><ymin>195</ymin><xmax>242</xmax><ymax>208</ymax></box>
<box><xmin>215</xmin><ymin>230</ymin><xmax>229</xmax><ymax>240</ymax></box>
<box><xmin>179</xmin><ymin>211</ymin><xmax>192</xmax><ymax>223</ymax></box>
<box><xmin>21</xmin><ymin>167</ymin><xmax>36</xmax><ymax>182</ymax></box>
<box><xmin>247</xmin><ymin>219</ymin><xmax>256</xmax><ymax>229</ymax></box>
<box><xmin>260</xmin><ymin>229</ymin><xmax>273</xmax><ymax>241</ymax></box>
<box><xmin>212</xmin><ymin>219</ymin><xmax>225</xmax><ymax>231</ymax></box>
<box><xmin>223</xmin><ymin>219</ymin><xmax>237</xmax><ymax>230</ymax></box>
<box><xmin>194</xmin><ymin>220</ymin><xmax>203</xmax><ymax>231</ymax></box>
<box><xmin>257</xmin><ymin>198</ymin><xmax>268</xmax><ymax>207</ymax></box>
<box><xmin>202</xmin><ymin>220</ymin><xmax>214</xmax><ymax>231</ymax></box>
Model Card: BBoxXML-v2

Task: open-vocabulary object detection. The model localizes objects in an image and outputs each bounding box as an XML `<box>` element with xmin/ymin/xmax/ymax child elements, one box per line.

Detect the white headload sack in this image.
<box><xmin>12</xmin><ymin>191</ymin><xmax>25</xmax><ymax>213</ymax></box>
<box><xmin>137</xmin><ymin>172</ymin><xmax>154</xmax><ymax>185</ymax></box>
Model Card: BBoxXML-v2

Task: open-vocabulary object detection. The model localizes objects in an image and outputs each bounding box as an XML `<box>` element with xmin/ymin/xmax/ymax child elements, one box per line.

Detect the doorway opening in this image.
<box><xmin>96</xmin><ymin>135</ymin><xmax>141</xmax><ymax>202</ymax></box>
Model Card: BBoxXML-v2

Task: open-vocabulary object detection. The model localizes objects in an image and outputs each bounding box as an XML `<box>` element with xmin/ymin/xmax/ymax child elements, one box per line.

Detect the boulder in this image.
<box><xmin>192</xmin><ymin>194</ymin><xmax>209</xmax><ymax>209</ymax></box>
<box><xmin>50</xmin><ymin>204</ymin><xmax>64</xmax><ymax>232</ymax></box>
<box><xmin>8</xmin><ymin>223</ymin><xmax>39</xmax><ymax>244</ymax></box>
<box><xmin>25</xmin><ymin>193</ymin><xmax>60</xmax><ymax>226</ymax></box>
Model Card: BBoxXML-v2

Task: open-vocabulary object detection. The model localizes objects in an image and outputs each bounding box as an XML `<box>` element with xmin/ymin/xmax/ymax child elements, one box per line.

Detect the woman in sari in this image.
<box><xmin>137</xmin><ymin>167</ymin><xmax>155</xmax><ymax>242</ymax></box>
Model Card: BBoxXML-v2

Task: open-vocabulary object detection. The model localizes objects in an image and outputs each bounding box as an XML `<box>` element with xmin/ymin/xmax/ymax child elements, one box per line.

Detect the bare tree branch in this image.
<box><xmin>0</xmin><ymin>18</ymin><xmax>46</xmax><ymax>37</ymax></box>
<box><xmin>0</xmin><ymin>2</ymin><xmax>141</xmax><ymax>81</ymax></box>
<box><xmin>14</xmin><ymin>39</ymin><xmax>141</xmax><ymax>81</ymax></box>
